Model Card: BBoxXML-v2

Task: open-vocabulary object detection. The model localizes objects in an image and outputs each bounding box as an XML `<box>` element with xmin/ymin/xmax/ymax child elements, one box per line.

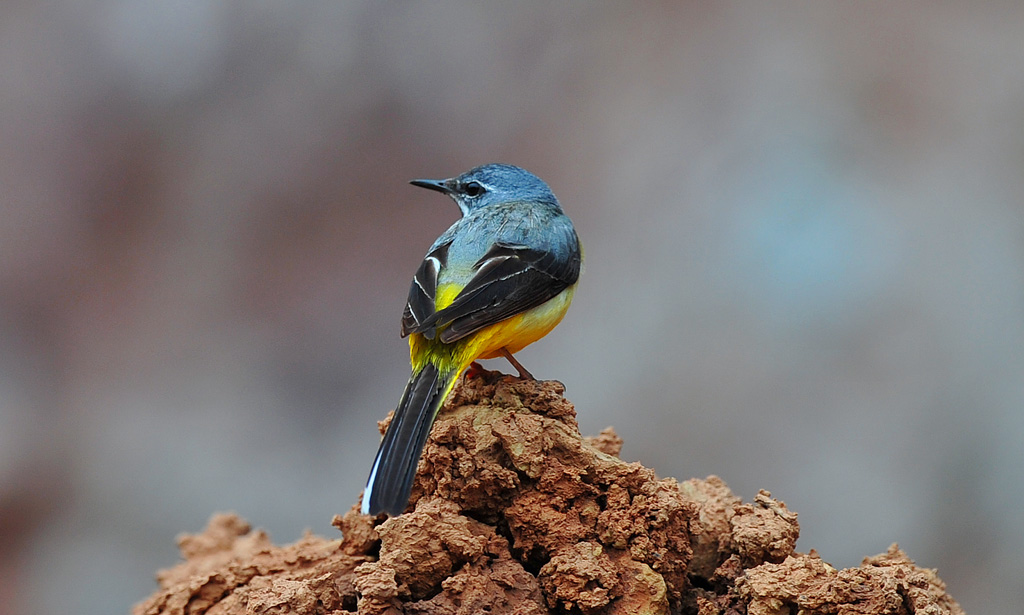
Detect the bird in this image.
<box><xmin>361</xmin><ymin>163</ymin><xmax>582</xmax><ymax>516</ymax></box>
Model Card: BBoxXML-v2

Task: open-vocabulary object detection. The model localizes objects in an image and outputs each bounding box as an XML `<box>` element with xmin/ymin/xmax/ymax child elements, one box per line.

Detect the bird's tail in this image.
<box><xmin>361</xmin><ymin>362</ymin><xmax>460</xmax><ymax>516</ymax></box>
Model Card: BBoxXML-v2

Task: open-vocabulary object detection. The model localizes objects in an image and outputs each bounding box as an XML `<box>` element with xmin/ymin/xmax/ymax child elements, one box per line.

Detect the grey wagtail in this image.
<box><xmin>361</xmin><ymin>163</ymin><xmax>581</xmax><ymax>516</ymax></box>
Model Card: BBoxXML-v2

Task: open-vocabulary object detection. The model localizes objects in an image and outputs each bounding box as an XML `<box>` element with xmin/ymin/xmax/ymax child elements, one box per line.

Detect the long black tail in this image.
<box><xmin>361</xmin><ymin>363</ymin><xmax>455</xmax><ymax>516</ymax></box>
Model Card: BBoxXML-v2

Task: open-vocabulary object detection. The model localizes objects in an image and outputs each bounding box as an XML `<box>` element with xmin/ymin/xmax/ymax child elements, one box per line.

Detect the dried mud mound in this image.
<box><xmin>134</xmin><ymin>371</ymin><xmax>964</xmax><ymax>615</ymax></box>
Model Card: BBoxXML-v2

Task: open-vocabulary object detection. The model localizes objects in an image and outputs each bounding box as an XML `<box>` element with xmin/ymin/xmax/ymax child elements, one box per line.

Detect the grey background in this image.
<box><xmin>0</xmin><ymin>2</ymin><xmax>1020</xmax><ymax>614</ymax></box>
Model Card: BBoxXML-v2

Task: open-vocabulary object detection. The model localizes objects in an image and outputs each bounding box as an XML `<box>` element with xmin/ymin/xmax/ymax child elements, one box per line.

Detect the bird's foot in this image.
<box><xmin>464</xmin><ymin>361</ymin><xmax>487</xmax><ymax>379</ymax></box>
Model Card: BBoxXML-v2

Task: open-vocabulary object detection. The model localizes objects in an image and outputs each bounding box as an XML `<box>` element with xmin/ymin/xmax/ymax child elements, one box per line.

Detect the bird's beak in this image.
<box><xmin>409</xmin><ymin>178</ymin><xmax>453</xmax><ymax>195</ymax></box>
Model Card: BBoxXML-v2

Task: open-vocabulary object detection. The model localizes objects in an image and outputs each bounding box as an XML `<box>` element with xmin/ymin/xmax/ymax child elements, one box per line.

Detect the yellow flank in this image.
<box><xmin>408</xmin><ymin>284</ymin><xmax>577</xmax><ymax>375</ymax></box>
<box><xmin>476</xmin><ymin>284</ymin><xmax>576</xmax><ymax>357</ymax></box>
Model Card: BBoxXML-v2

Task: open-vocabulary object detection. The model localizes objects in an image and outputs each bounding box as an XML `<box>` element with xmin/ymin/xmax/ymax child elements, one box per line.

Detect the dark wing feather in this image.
<box><xmin>401</xmin><ymin>242</ymin><xmax>450</xmax><ymax>338</ymax></box>
<box><xmin>412</xmin><ymin>239</ymin><xmax>580</xmax><ymax>343</ymax></box>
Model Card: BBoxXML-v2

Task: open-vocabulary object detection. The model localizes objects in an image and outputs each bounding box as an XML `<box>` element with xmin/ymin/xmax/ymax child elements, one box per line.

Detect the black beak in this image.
<box><xmin>409</xmin><ymin>178</ymin><xmax>453</xmax><ymax>194</ymax></box>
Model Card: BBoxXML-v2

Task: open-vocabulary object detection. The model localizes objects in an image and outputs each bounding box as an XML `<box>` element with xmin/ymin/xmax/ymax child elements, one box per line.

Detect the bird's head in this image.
<box><xmin>410</xmin><ymin>163</ymin><xmax>559</xmax><ymax>216</ymax></box>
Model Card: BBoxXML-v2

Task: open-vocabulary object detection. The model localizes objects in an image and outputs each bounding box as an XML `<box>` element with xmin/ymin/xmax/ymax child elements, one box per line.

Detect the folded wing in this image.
<box><xmin>402</xmin><ymin>236</ymin><xmax>580</xmax><ymax>343</ymax></box>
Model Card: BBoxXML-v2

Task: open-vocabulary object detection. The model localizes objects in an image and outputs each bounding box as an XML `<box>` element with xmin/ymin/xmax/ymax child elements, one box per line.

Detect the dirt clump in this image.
<box><xmin>133</xmin><ymin>370</ymin><xmax>964</xmax><ymax>615</ymax></box>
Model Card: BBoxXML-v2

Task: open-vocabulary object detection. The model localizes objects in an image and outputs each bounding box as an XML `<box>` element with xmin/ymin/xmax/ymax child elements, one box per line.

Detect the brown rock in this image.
<box><xmin>737</xmin><ymin>545</ymin><xmax>965</xmax><ymax>615</ymax></box>
<box><xmin>134</xmin><ymin>513</ymin><xmax>365</xmax><ymax>615</ymax></box>
<box><xmin>133</xmin><ymin>370</ymin><xmax>965</xmax><ymax>615</ymax></box>
<box><xmin>725</xmin><ymin>490</ymin><xmax>799</xmax><ymax>567</ymax></box>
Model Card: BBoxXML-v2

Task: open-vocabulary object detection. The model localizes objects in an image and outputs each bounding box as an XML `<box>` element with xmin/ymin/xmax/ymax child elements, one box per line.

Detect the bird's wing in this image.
<box><xmin>402</xmin><ymin>233</ymin><xmax>580</xmax><ymax>343</ymax></box>
<box><xmin>401</xmin><ymin>241</ymin><xmax>450</xmax><ymax>335</ymax></box>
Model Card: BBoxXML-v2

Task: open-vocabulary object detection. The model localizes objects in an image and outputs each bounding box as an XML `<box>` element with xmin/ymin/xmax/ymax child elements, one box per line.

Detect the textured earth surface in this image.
<box><xmin>134</xmin><ymin>371</ymin><xmax>964</xmax><ymax>615</ymax></box>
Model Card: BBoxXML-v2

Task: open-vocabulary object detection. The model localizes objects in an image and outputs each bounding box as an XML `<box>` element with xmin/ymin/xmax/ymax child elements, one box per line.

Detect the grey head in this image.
<box><xmin>410</xmin><ymin>163</ymin><xmax>560</xmax><ymax>216</ymax></box>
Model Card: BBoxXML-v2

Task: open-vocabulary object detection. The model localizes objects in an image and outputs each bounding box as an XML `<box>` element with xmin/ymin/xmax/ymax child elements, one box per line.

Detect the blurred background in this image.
<box><xmin>0</xmin><ymin>2</ymin><xmax>1020</xmax><ymax>613</ymax></box>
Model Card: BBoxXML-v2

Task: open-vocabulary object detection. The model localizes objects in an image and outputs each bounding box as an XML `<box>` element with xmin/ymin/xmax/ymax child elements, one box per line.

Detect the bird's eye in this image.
<box><xmin>463</xmin><ymin>181</ymin><xmax>485</xmax><ymax>197</ymax></box>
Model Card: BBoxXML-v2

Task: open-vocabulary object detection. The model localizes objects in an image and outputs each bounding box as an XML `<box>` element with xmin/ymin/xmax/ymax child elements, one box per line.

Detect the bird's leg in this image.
<box><xmin>499</xmin><ymin>348</ymin><xmax>535</xmax><ymax>380</ymax></box>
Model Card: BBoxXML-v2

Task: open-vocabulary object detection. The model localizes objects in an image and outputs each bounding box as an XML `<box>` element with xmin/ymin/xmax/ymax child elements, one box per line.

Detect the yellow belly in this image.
<box><xmin>409</xmin><ymin>284</ymin><xmax>577</xmax><ymax>372</ymax></box>
<box><xmin>474</xmin><ymin>285</ymin><xmax>576</xmax><ymax>358</ymax></box>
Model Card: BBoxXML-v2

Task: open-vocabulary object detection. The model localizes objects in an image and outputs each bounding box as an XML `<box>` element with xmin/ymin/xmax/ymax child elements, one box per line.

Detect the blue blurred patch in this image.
<box><xmin>722</xmin><ymin>136</ymin><xmax>899</xmax><ymax>330</ymax></box>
